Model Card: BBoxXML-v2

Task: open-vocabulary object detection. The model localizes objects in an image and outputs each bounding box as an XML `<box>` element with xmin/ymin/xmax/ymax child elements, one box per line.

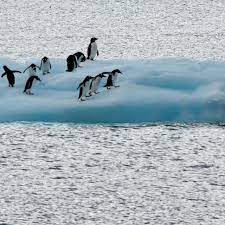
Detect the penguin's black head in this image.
<box><xmin>30</xmin><ymin>64</ymin><xmax>36</xmax><ymax>71</ymax></box>
<box><xmin>43</xmin><ymin>56</ymin><xmax>48</xmax><ymax>62</ymax></box>
<box><xmin>3</xmin><ymin>65</ymin><xmax>10</xmax><ymax>72</ymax></box>
<box><xmin>83</xmin><ymin>75</ymin><xmax>93</xmax><ymax>83</ymax></box>
<box><xmin>112</xmin><ymin>69</ymin><xmax>122</xmax><ymax>74</ymax></box>
<box><xmin>90</xmin><ymin>37</ymin><xmax>98</xmax><ymax>43</ymax></box>
<box><xmin>88</xmin><ymin>76</ymin><xmax>94</xmax><ymax>80</ymax></box>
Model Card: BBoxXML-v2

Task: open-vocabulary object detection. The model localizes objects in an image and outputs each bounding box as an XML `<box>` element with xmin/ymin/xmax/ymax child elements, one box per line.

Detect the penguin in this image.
<box><xmin>89</xmin><ymin>72</ymin><xmax>107</xmax><ymax>96</ymax></box>
<box><xmin>74</xmin><ymin>52</ymin><xmax>86</xmax><ymax>67</ymax></box>
<box><xmin>104</xmin><ymin>69</ymin><xmax>123</xmax><ymax>89</ymax></box>
<box><xmin>77</xmin><ymin>76</ymin><xmax>93</xmax><ymax>101</ymax></box>
<box><xmin>1</xmin><ymin>65</ymin><xmax>21</xmax><ymax>87</ymax></box>
<box><xmin>23</xmin><ymin>64</ymin><xmax>40</xmax><ymax>77</ymax></box>
<box><xmin>66</xmin><ymin>55</ymin><xmax>77</xmax><ymax>72</ymax></box>
<box><xmin>87</xmin><ymin>37</ymin><xmax>99</xmax><ymax>60</ymax></box>
<box><xmin>23</xmin><ymin>75</ymin><xmax>42</xmax><ymax>95</ymax></box>
<box><xmin>40</xmin><ymin>56</ymin><xmax>51</xmax><ymax>75</ymax></box>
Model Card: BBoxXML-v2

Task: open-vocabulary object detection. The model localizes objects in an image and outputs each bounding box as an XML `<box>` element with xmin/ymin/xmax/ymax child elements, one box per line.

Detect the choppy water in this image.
<box><xmin>0</xmin><ymin>123</ymin><xmax>224</xmax><ymax>225</ymax></box>
<box><xmin>1</xmin><ymin>0</ymin><xmax>225</xmax><ymax>61</ymax></box>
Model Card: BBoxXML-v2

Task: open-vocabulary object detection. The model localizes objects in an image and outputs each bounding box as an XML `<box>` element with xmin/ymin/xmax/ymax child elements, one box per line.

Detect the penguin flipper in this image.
<box><xmin>78</xmin><ymin>87</ymin><xmax>83</xmax><ymax>99</ymax></box>
<box><xmin>90</xmin><ymin>80</ymin><xmax>93</xmax><ymax>90</ymax></box>
<box><xmin>104</xmin><ymin>75</ymin><xmax>113</xmax><ymax>87</ymax></box>
<box><xmin>23</xmin><ymin>66</ymin><xmax>30</xmax><ymax>73</ymax></box>
<box><xmin>40</xmin><ymin>60</ymin><xmax>43</xmax><ymax>70</ymax></box>
<box><xmin>12</xmin><ymin>70</ymin><xmax>22</xmax><ymax>74</ymax></box>
<box><xmin>1</xmin><ymin>72</ymin><xmax>6</xmax><ymax>77</ymax></box>
<box><xmin>87</xmin><ymin>44</ymin><xmax>91</xmax><ymax>59</ymax></box>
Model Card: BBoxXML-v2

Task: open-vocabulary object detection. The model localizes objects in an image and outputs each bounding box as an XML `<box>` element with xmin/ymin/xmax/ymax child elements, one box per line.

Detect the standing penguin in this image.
<box><xmin>104</xmin><ymin>69</ymin><xmax>123</xmax><ymax>89</ymax></box>
<box><xmin>89</xmin><ymin>72</ymin><xmax>107</xmax><ymax>95</ymax></box>
<box><xmin>23</xmin><ymin>64</ymin><xmax>40</xmax><ymax>77</ymax></box>
<box><xmin>87</xmin><ymin>37</ymin><xmax>99</xmax><ymax>60</ymax></box>
<box><xmin>77</xmin><ymin>76</ymin><xmax>93</xmax><ymax>101</ymax></box>
<box><xmin>23</xmin><ymin>75</ymin><xmax>42</xmax><ymax>95</ymax></box>
<box><xmin>74</xmin><ymin>52</ymin><xmax>86</xmax><ymax>67</ymax></box>
<box><xmin>1</xmin><ymin>66</ymin><xmax>21</xmax><ymax>87</ymax></box>
<box><xmin>40</xmin><ymin>56</ymin><xmax>51</xmax><ymax>75</ymax></box>
<box><xmin>66</xmin><ymin>55</ymin><xmax>77</xmax><ymax>72</ymax></box>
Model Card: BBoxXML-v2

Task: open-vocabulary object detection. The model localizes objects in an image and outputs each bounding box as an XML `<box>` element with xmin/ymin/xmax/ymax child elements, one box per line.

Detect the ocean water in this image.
<box><xmin>0</xmin><ymin>123</ymin><xmax>225</xmax><ymax>225</ymax></box>
<box><xmin>1</xmin><ymin>1</ymin><xmax>225</xmax><ymax>224</ymax></box>
<box><xmin>1</xmin><ymin>0</ymin><xmax>225</xmax><ymax>61</ymax></box>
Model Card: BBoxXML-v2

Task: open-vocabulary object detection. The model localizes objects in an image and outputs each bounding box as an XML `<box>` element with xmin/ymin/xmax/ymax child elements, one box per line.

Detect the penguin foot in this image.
<box><xmin>25</xmin><ymin>90</ymin><xmax>34</xmax><ymax>95</ymax></box>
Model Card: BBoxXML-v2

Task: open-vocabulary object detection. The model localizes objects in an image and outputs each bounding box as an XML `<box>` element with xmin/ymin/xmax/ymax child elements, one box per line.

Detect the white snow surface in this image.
<box><xmin>0</xmin><ymin>58</ymin><xmax>225</xmax><ymax>123</ymax></box>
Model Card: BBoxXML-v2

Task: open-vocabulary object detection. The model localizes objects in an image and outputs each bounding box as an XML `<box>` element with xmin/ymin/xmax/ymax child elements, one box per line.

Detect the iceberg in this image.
<box><xmin>0</xmin><ymin>58</ymin><xmax>224</xmax><ymax>123</ymax></box>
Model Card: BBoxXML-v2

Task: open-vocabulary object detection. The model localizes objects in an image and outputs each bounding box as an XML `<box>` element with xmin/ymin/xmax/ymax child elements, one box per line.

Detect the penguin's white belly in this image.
<box><xmin>28</xmin><ymin>68</ymin><xmax>37</xmax><ymax>77</ymax></box>
<box><xmin>83</xmin><ymin>81</ymin><xmax>91</xmax><ymax>96</ymax></box>
<box><xmin>77</xmin><ymin>57</ymin><xmax>81</xmax><ymax>66</ymax></box>
<box><xmin>42</xmin><ymin>62</ymin><xmax>50</xmax><ymax>73</ymax></box>
<box><xmin>112</xmin><ymin>73</ymin><xmax>118</xmax><ymax>86</ymax></box>
<box><xmin>32</xmin><ymin>79</ymin><xmax>37</xmax><ymax>88</ymax></box>
<box><xmin>90</xmin><ymin>43</ymin><xmax>98</xmax><ymax>59</ymax></box>
<box><xmin>91</xmin><ymin>78</ymin><xmax>101</xmax><ymax>92</ymax></box>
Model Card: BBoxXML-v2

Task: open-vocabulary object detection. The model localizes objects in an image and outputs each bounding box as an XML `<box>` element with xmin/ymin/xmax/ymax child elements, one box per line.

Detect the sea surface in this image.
<box><xmin>1</xmin><ymin>0</ymin><xmax>225</xmax><ymax>61</ymax></box>
<box><xmin>1</xmin><ymin>1</ymin><xmax>225</xmax><ymax>225</ymax></box>
<box><xmin>0</xmin><ymin>123</ymin><xmax>225</xmax><ymax>225</ymax></box>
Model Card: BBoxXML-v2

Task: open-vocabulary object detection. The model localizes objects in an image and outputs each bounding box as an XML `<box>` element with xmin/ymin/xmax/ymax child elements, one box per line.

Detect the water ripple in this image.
<box><xmin>0</xmin><ymin>123</ymin><xmax>224</xmax><ymax>224</ymax></box>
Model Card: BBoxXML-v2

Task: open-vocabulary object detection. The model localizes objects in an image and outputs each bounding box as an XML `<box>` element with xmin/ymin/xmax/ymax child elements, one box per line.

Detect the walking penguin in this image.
<box><xmin>77</xmin><ymin>76</ymin><xmax>94</xmax><ymax>101</ymax></box>
<box><xmin>104</xmin><ymin>69</ymin><xmax>123</xmax><ymax>89</ymax></box>
<box><xmin>1</xmin><ymin>65</ymin><xmax>21</xmax><ymax>87</ymax></box>
<box><xmin>89</xmin><ymin>72</ymin><xmax>107</xmax><ymax>95</ymax></box>
<box><xmin>23</xmin><ymin>75</ymin><xmax>42</xmax><ymax>95</ymax></box>
<box><xmin>23</xmin><ymin>64</ymin><xmax>40</xmax><ymax>77</ymax></box>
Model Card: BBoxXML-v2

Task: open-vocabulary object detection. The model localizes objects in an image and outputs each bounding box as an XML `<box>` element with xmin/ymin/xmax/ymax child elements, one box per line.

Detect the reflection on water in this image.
<box><xmin>0</xmin><ymin>123</ymin><xmax>224</xmax><ymax>224</ymax></box>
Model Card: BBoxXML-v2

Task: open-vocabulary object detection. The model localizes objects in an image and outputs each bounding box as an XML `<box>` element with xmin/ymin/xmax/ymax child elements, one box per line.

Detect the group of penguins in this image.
<box><xmin>1</xmin><ymin>37</ymin><xmax>123</xmax><ymax>99</ymax></box>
